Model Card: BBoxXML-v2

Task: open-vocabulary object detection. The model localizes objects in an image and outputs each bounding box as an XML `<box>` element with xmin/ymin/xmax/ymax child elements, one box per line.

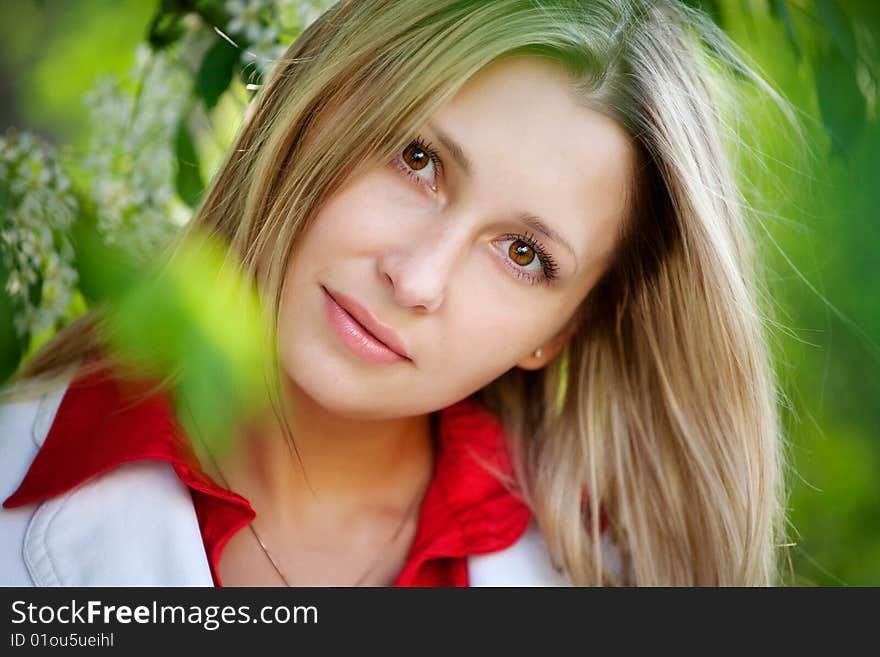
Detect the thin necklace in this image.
<box><xmin>200</xmin><ymin>438</ymin><xmax>426</xmax><ymax>587</ymax></box>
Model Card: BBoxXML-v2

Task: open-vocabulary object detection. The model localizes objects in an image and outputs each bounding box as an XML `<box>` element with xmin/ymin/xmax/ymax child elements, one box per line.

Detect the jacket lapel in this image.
<box><xmin>4</xmin><ymin>363</ymin><xmax>216</xmax><ymax>586</ymax></box>
<box><xmin>23</xmin><ymin>460</ymin><xmax>214</xmax><ymax>586</ymax></box>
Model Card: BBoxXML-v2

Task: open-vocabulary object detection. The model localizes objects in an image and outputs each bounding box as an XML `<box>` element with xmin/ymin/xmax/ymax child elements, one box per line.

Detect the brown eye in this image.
<box><xmin>497</xmin><ymin>232</ymin><xmax>560</xmax><ymax>286</ymax></box>
<box><xmin>402</xmin><ymin>142</ymin><xmax>431</xmax><ymax>171</ymax></box>
<box><xmin>508</xmin><ymin>240</ymin><xmax>536</xmax><ymax>267</ymax></box>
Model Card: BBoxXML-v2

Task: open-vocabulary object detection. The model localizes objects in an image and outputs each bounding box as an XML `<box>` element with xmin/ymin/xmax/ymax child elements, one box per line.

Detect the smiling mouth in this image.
<box><xmin>322</xmin><ymin>285</ymin><xmax>411</xmax><ymax>364</ymax></box>
<box><xmin>350</xmin><ymin>313</ymin><xmax>389</xmax><ymax>346</ymax></box>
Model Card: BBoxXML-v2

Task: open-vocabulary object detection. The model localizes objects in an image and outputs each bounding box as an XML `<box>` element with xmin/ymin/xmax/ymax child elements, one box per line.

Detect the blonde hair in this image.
<box><xmin>12</xmin><ymin>0</ymin><xmax>791</xmax><ymax>585</ymax></box>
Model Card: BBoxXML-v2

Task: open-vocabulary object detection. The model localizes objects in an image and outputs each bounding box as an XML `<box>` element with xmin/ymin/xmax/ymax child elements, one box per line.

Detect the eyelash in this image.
<box><xmin>393</xmin><ymin>134</ymin><xmax>561</xmax><ymax>286</ymax></box>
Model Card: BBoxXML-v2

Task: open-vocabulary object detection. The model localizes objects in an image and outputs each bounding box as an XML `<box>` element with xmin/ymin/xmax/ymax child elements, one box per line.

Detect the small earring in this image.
<box><xmin>533</xmin><ymin>347</ymin><xmax>543</xmax><ymax>358</ymax></box>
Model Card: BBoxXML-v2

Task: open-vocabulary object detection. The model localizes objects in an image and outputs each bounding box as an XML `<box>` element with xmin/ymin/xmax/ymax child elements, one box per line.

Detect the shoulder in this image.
<box><xmin>0</xmin><ymin>367</ymin><xmax>214</xmax><ymax>586</ymax></box>
<box><xmin>0</xmin><ymin>371</ymin><xmax>73</xmax><ymax>493</ymax></box>
<box><xmin>468</xmin><ymin>522</ymin><xmax>573</xmax><ymax>586</ymax></box>
<box><xmin>467</xmin><ymin>521</ymin><xmax>630</xmax><ymax>586</ymax></box>
<box><xmin>0</xmin><ymin>372</ymin><xmax>73</xmax><ymax>585</ymax></box>
<box><xmin>0</xmin><ymin>364</ymin><xmax>79</xmax><ymax>490</ymax></box>
<box><xmin>0</xmin><ymin>362</ymin><xmax>82</xmax><ymax>434</ymax></box>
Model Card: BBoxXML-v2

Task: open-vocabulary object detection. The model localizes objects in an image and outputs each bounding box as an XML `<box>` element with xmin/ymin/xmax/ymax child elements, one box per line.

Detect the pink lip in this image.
<box><xmin>322</xmin><ymin>286</ymin><xmax>411</xmax><ymax>364</ymax></box>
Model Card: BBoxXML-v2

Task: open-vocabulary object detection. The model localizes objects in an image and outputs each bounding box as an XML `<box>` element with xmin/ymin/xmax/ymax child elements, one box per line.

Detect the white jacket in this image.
<box><xmin>0</xmin><ymin>374</ymin><xmax>589</xmax><ymax>587</ymax></box>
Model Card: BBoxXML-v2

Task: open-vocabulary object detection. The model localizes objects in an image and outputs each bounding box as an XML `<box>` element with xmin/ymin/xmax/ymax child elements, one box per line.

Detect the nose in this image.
<box><xmin>377</xmin><ymin>221</ymin><xmax>467</xmax><ymax>314</ymax></box>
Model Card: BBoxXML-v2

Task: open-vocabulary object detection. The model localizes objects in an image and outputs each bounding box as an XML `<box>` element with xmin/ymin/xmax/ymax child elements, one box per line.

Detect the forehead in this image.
<box><xmin>433</xmin><ymin>55</ymin><xmax>636</xmax><ymax>280</ymax></box>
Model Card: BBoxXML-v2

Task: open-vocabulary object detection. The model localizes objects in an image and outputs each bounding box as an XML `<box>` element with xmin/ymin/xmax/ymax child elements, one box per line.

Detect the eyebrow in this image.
<box><xmin>426</xmin><ymin>122</ymin><xmax>578</xmax><ymax>262</ymax></box>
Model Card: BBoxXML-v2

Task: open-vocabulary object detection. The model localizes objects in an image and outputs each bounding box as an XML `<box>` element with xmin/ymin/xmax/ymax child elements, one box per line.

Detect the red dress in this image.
<box><xmin>3</xmin><ymin>364</ymin><xmax>533</xmax><ymax>586</ymax></box>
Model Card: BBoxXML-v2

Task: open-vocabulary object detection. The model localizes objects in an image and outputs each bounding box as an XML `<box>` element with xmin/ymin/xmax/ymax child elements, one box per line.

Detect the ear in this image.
<box><xmin>516</xmin><ymin>311</ymin><xmax>581</xmax><ymax>371</ymax></box>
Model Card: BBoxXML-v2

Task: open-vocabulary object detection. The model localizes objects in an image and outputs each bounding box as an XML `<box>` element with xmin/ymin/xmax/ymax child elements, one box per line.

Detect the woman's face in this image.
<box><xmin>277</xmin><ymin>55</ymin><xmax>636</xmax><ymax>419</ymax></box>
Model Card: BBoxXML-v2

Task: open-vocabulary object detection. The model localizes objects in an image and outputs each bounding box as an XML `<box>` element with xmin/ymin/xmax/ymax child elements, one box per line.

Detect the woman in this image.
<box><xmin>0</xmin><ymin>0</ymin><xmax>789</xmax><ymax>586</ymax></box>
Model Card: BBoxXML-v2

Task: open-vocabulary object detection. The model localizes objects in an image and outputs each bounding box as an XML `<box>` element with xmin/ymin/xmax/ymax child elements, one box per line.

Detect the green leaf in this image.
<box><xmin>814</xmin><ymin>42</ymin><xmax>866</xmax><ymax>159</ymax></box>
<box><xmin>175</xmin><ymin>118</ymin><xmax>205</xmax><ymax>208</ymax></box>
<box><xmin>146</xmin><ymin>4</ymin><xmax>185</xmax><ymax>51</ymax></box>
<box><xmin>196</xmin><ymin>37</ymin><xmax>240</xmax><ymax>110</ymax></box>
<box><xmin>102</xmin><ymin>228</ymin><xmax>273</xmax><ymax>456</ymax></box>
<box><xmin>71</xmin><ymin>213</ymin><xmax>140</xmax><ymax>304</ymax></box>
<box><xmin>816</xmin><ymin>0</ymin><xmax>858</xmax><ymax>67</ymax></box>
<box><xmin>771</xmin><ymin>0</ymin><xmax>801</xmax><ymax>61</ymax></box>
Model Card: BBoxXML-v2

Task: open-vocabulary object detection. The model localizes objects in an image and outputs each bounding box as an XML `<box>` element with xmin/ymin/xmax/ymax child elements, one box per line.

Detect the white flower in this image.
<box><xmin>0</xmin><ymin>131</ymin><xmax>78</xmax><ymax>337</ymax></box>
<box><xmin>226</xmin><ymin>0</ymin><xmax>275</xmax><ymax>42</ymax></box>
<box><xmin>296</xmin><ymin>0</ymin><xmax>336</xmax><ymax>31</ymax></box>
<box><xmin>81</xmin><ymin>39</ymin><xmax>194</xmax><ymax>261</ymax></box>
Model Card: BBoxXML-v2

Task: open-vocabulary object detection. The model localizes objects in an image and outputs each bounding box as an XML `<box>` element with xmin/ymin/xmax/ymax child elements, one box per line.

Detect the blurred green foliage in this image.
<box><xmin>1</xmin><ymin>0</ymin><xmax>878</xmax><ymax>584</ymax></box>
<box><xmin>703</xmin><ymin>1</ymin><xmax>880</xmax><ymax>586</ymax></box>
<box><xmin>75</xmin><ymin>221</ymin><xmax>273</xmax><ymax>456</ymax></box>
<box><xmin>0</xmin><ymin>0</ymin><xmax>157</xmax><ymax>151</ymax></box>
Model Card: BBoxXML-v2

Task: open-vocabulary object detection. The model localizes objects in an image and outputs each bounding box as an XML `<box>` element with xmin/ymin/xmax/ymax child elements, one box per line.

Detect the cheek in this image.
<box><xmin>440</xmin><ymin>297</ymin><xmax>544</xmax><ymax>369</ymax></box>
<box><xmin>427</xmin><ymin>319</ymin><xmax>533</xmax><ymax>401</ymax></box>
<box><xmin>306</xmin><ymin>170</ymin><xmax>418</xmax><ymax>252</ymax></box>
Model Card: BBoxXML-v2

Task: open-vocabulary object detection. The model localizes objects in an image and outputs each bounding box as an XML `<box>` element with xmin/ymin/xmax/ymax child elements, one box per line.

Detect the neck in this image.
<box><xmin>195</xmin><ymin>372</ymin><xmax>436</xmax><ymax>528</ymax></box>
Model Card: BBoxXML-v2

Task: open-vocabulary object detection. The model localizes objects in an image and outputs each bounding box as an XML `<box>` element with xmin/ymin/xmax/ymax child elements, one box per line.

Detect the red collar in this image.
<box><xmin>3</xmin><ymin>365</ymin><xmax>532</xmax><ymax>586</ymax></box>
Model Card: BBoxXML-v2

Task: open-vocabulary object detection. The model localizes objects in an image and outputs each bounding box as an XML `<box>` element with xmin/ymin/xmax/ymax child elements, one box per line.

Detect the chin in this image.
<box><xmin>277</xmin><ymin>355</ymin><xmax>387</xmax><ymax>419</ymax></box>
